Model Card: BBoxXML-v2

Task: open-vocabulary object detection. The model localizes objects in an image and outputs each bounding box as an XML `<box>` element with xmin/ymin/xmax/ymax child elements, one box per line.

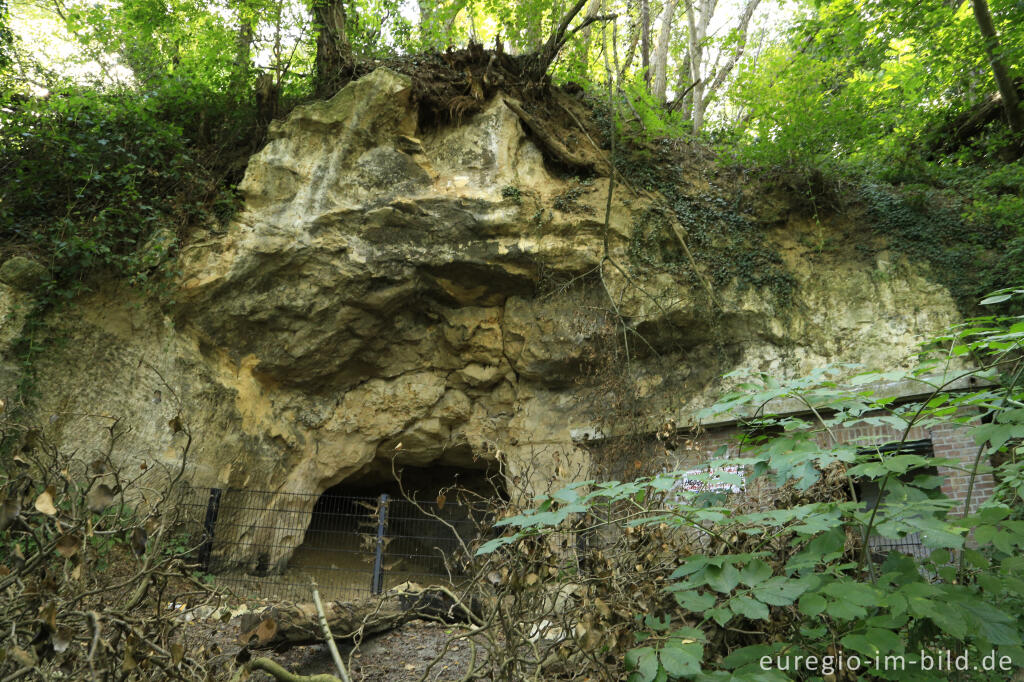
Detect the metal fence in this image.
<box><xmin>868</xmin><ymin>531</ymin><xmax>930</xmax><ymax>561</ymax></box>
<box><xmin>178</xmin><ymin>487</ymin><xmax>480</xmax><ymax>602</ymax></box>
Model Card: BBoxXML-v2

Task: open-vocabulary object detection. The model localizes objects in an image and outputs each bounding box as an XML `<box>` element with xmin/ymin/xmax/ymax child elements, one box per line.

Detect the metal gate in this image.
<box><xmin>179</xmin><ymin>487</ymin><xmax>478</xmax><ymax>602</ymax></box>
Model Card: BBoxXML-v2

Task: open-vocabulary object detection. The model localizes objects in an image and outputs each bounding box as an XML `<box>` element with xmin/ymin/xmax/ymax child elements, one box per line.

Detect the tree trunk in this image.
<box><xmin>640</xmin><ymin>0</ymin><xmax>651</xmax><ymax>84</ymax></box>
<box><xmin>239</xmin><ymin>584</ymin><xmax>474</xmax><ymax>651</ymax></box>
<box><xmin>313</xmin><ymin>0</ymin><xmax>353</xmax><ymax>99</ymax></box>
<box><xmin>522</xmin><ymin>0</ymin><xmax>590</xmax><ymax>80</ymax></box>
<box><xmin>684</xmin><ymin>0</ymin><xmax>707</xmax><ymax>131</ymax></box>
<box><xmin>618</xmin><ymin>19</ymin><xmax>641</xmax><ymax>80</ymax></box>
<box><xmin>970</xmin><ymin>0</ymin><xmax>1024</xmax><ymax>134</ymax></box>
<box><xmin>232</xmin><ymin>20</ymin><xmax>253</xmax><ymax>91</ymax></box>
<box><xmin>574</xmin><ymin>0</ymin><xmax>605</xmax><ymax>67</ymax></box>
<box><xmin>650</xmin><ymin>0</ymin><xmax>679</xmax><ymax>102</ymax></box>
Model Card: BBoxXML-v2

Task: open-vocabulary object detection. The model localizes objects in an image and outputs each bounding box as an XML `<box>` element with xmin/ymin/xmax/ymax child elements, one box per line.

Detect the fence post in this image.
<box><xmin>371</xmin><ymin>493</ymin><xmax>389</xmax><ymax>595</ymax></box>
<box><xmin>198</xmin><ymin>488</ymin><xmax>222</xmax><ymax>571</ymax></box>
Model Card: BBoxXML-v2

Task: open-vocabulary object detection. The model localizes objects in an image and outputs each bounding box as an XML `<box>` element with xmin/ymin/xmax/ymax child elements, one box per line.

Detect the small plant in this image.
<box><xmin>501</xmin><ymin>185</ymin><xmax>522</xmax><ymax>204</ymax></box>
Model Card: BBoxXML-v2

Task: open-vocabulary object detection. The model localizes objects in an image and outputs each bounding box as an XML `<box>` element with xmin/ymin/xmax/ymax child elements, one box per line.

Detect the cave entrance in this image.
<box><xmin>286</xmin><ymin>463</ymin><xmax>498</xmax><ymax>600</ymax></box>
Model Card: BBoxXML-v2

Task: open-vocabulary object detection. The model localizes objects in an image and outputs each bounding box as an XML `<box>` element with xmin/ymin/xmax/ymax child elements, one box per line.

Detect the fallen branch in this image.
<box><xmin>239</xmin><ymin>582</ymin><xmax>477</xmax><ymax>651</ymax></box>
<box><xmin>231</xmin><ymin>658</ymin><xmax>341</xmax><ymax>682</ymax></box>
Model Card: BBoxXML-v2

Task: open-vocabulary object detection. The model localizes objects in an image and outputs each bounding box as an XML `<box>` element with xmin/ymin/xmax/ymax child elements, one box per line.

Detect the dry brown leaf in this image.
<box><xmin>10</xmin><ymin>543</ymin><xmax>24</xmax><ymax>569</ymax></box>
<box><xmin>35</xmin><ymin>486</ymin><xmax>57</xmax><ymax>515</ymax></box>
<box><xmin>55</xmin><ymin>534</ymin><xmax>81</xmax><ymax>558</ymax></box>
<box><xmin>0</xmin><ymin>495</ymin><xmax>20</xmax><ymax>531</ymax></box>
<box><xmin>39</xmin><ymin>602</ymin><xmax>57</xmax><ymax>630</ymax></box>
<box><xmin>86</xmin><ymin>484</ymin><xmax>115</xmax><ymax>513</ymax></box>
<box><xmin>53</xmin><ymin>626</ymin><xmax>74</xmax><ymax>653</ymax></box>
<box><xmin>130</xmin><ymin>527</ymin><xmax>148</xmax><ymax>556</ymax></box>
<box><xmin>436</xmin><ymin>493</ymin><xmax>447</xmax><ymax>510</ymax></box>
<box><xmin>525</xmin><ymin>573</ymin><xmax>539</xmax><ymax>586</ymax></box>
<box><xmin>11</xmin><ymin>647</ymin><xmax>36</xmax><ymax>667</ymax></box>
<box><xmin>239</xmin><ymin>617</ymin><xmax>278</xmax><ymax>646</ymax></box>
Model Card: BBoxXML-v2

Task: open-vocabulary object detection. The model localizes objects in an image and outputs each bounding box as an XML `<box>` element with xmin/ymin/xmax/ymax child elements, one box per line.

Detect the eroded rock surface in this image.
<box><xmin>0</xmin><ymin>68</ymin><xmax>960</xmax><ymax>569</ymax></box>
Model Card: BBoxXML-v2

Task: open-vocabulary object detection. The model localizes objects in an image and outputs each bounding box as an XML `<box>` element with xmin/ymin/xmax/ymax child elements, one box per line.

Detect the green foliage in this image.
<box><xmin>501</xmin><ymin>185</ymin><xmax>523</xmax><ymax>204</ymax></box>
<box><xmin>0</xmin><ymin>0</ymin><xmax>12</xmax><ymax>71</ymax></box>
<box><xmin>478</xmin><ymin>288</ymin><xmax>1024</xmax><ymax>679</ymax></box>
<box><xmin>621</xmin><ymin>153</ymin><xmax>796</xmax><ymax>307</ymax></box>
<box><xmin>2</xmin><ymin>91</ymin><xmax>191</xmax><ymax>286</ymax></box>
<box><xmin>0</xmin><ymin>79</ymin><xmax>244</xmax><ymax>401</ymax></box>
<box><xmin>728</xmin><ymin>0</ymin><xmax>1022</xmax><ymax>169</ymax></box>
<box><xmin>859</xmin><ymin>182</ymin><xmax>1016</xmax><ymax>311</ymax></box>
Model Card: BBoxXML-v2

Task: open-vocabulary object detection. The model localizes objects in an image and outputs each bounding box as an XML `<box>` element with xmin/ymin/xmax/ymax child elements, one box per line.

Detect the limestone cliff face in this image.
<box><xmin>0</xmin><ymin>69</ymin><xmax>960</xmax><ymax>569</ymax></box>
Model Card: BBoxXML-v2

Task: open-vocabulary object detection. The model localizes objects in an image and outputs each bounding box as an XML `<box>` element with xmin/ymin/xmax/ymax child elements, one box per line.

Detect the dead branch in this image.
<box><xmin>311</xmin><ymin>579</ymin><xmax>351</xmax><ymax>682</ymax></box>
<box><xmin>239</xmin><ymin>582</ymin><xmax>477</xmax><ymax>651</ymax></box>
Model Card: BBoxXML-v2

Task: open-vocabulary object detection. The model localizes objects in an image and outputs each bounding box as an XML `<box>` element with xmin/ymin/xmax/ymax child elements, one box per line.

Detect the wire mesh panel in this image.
<box><xmin>381</xmin><ymin>499</ymin><xmax>474</xmax><ymax>591</ymax></box>
<box><xmin>177</xmin><ymin>487</ymin><xmax>477</xmax><ymax>603</ymax></box>
<box><xmin>867</xmin><ymin>532</ymin><xmax>930</xmax><ymax>561</ymax></box>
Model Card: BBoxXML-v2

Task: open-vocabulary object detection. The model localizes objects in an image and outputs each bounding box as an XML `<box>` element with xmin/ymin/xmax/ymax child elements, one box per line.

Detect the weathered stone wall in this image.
<box><xmin>0</xmin><ymin>68</ymin><xmax>964</xmax><ymax>569</ymax></box>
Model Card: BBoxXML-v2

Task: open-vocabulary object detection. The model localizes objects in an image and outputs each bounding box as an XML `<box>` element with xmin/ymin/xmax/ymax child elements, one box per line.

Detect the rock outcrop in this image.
<box><xmin>0</xmin><ymin>68</ymin><xmax>960</xmax><ymax>570</ymax></box>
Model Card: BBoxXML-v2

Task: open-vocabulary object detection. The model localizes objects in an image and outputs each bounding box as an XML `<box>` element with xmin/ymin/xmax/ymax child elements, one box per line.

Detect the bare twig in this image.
<box><xmin>311</xmin><ymin>579</ymin><xmax>351</xmax><ymax>682</ymax></box>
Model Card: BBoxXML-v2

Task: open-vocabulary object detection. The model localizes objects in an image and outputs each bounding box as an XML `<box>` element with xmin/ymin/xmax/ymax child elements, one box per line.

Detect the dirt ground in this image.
<box><xmin>270</xmin><ymin>620</ymin><xmax>477</xmax><ymax>682</ymax></box>
<box><xmin>189</xmin><ymin>613</ymin><xmax>478</xmax><ymax>681</ymax></box>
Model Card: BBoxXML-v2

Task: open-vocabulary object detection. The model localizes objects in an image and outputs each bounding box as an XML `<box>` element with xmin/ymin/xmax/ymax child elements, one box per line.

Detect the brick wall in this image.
<box><xmin>669</xmin><ymin>412</ymin><xmax>993</xmax><ymax>515</ymax></box>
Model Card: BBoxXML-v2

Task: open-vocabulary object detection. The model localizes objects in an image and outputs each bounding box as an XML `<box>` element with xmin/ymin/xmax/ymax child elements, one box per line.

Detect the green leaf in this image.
<box><xmin>720</xmin><ymin>644</ymin><xmax>771</xmax><ymax>669</ymax></box>
<box><xmin>672</xmin><ymin>589</ymin><xmax>717</xmax><ymax>612</ymax></box>
<box><xmin>823</xmin><ymin>581</ymin><xmax>878</xmax><ymax>606</ymax></box>
<box><xmin>705</xmin><ymin>564</ymin><xmax>741</xmax><ymax>594</ymax></box>
<box><xmin>475</xmin><ymin>535</ymin><xmax>518</xmax><ymax>555</ymax></box>
<box><xmin>797</xmin><ymin>592</ymin><xmax>826</xmax><ymax>616</ymax></box>
<box><xmin>730</xmin><ymin>595</ymin><xmax>770</xmax><ymax>620</ymax></box>
<box><xmin>707</xmin><ymin>607</ymin><xmax>732</xmax><ymax>627</ymax></box>
<box><xmin>626</xmin><ymin>647</ymin><xmax>660</xmax><ymax>682</ymax></box>
<box><xmin>660</xmin><ymin>641</ymin><xmax>703</xmax><ymax>677</ymax></box>
<box><xmin>840</xmin><ymin>633</ymin><xmax>877</xmax><ymax>657</ymax></box>
<box><xmin>826</xmin><ymin>599</ymin><xmax>867</xmax><ymax>620</ymax></box>
<box><xmin>865</xmin><ymin>627</ymin><xmax>903</xmax><ymax>654</ymax></box>
<box><xmin>740</xmin><ymin>559</ymin><xmax>773</xmax><ymax>586</ymax></box>
<box><xmin>752</xmin><ymin>577</ymin><xmax>807</xmax><ymax>606</ymax></box>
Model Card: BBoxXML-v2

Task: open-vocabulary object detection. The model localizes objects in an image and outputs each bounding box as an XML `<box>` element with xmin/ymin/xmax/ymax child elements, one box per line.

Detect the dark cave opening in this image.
<box><xmin>288</xmin><ymin>461</ymin><xmax>499</xmax><ymax>598</ymax></box>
